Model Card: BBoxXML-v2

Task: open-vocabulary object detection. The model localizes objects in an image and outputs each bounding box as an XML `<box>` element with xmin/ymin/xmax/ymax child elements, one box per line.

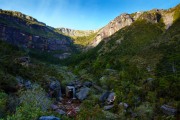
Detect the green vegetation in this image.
<box><xmin>0</xmin><ymin>10</ymin><xmax>70</xmax><ymax>39</ymax></box>
<box><xmin>0</xmin><ymin>4</ymin><xmax>180</xmax><ymax>120</ymax></box>
<box><xmin>73</xmin><ymin>32</ymin><xmax>97</xmax><ymax>46</ymax></box>
<box><xmin>63</xmin><ymin>18</ymin><xmax>180</xmax><ymax>119</ymax></box>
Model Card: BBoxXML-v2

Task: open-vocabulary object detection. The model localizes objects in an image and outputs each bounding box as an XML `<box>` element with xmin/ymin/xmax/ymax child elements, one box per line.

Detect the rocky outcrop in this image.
<box><xmin>57</xmin><ymin>27</ymin><xmax>98</xmax><ymax>37</ymax></box>
<box><xmin>89</xmin><ymin>8</ymin><xmax>176</xmax><ymax>47</ymax></box>
<box><xmin>91</xmin><ymin>13</ymin><xmax>134</xmax><ymax>47</ymax></box>
<box><xmin>0</xmin><ymin>9</ymin><xmax>45</xmax><ymax>25</ymax></box>
<box><xmin>0</xmin><ymin>10</ymin><xmax>74</xmax><ymax>52</ymax></box>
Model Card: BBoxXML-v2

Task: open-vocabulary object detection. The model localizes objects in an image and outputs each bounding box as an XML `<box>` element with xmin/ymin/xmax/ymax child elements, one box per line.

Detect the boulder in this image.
<box><xmin>119</xmin><ymin>102</ymin><xmax>129</xmax><ymax>109</ymax></box>
<box><xmin>48</xmin><ymin>79</ymin><xmax>62</xmax><ymax>100</ymax></box>
<box><xmin>66</xmin><ymin>86</ymin><xmax>76</xmax><ymax>99</ymax></box>
<box><xmin>51</xmin><ymin>104</ymin><xmax>59</xmax><ymax>110</ymax></box>
<box><xmin>161</xmin><ymin>104</ymin><xmax>177</xmax><ymax>115</ymax></box>
<box><xmin>83</xmin><ymin>81</ymin><xmax>92</xmax><ymax>87</ymax></box>
<box><xmin>56</xmin><ymin>109</ymin><xmax>66</xmax><ymax>115</ymax></box>
<box><xmin>24</xmin><ymin>80</ymin><xmax>32</xmax><ymax>89</ymax></box>
<box><xmin>99</xmin><ymin>91</ymin><xmax>111</xmax><ymax>102</ymax></box>
<box><xmin>104</xmin><ymin>105</ymin><xmax>114</xmax><ymax>110</ymax></box>
<box><xmin>16</xmin><ymin>76</ymin><xmax>24</xmax><ymax>87</ymax></box>
<box><xmin>39</xmin><ymin>116</ymin><xmax>60</xmax><ymax>120</ymax></box>
<box><xmin>49</xmin><ymin>80</ymin><xmax>60</xmax><ymax>91</ymax></box>
<box><xmin>107</xmin><ymin>92</ymin><xmax>116</xmax><ymax>104</ymax></box>
<box><xmin>76</xmin><ymin>87</ymin><xmax>90</xmax><ymax>101</ymax></box>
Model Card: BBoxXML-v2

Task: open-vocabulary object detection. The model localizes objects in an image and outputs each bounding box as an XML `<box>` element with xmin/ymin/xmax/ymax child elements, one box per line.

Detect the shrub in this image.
<box><xmin>7</xmin><ymin>85</ymin><xmax>52</xmax><ymax>120</ymax></box>
<box><xmin>135</xmin><ymin>102</ymin><xmax>154</xmax><ymax>120</ymax></box>
<box><xmin>76</xmin><ymin>100</ymin><xmax>106</xmax><ymax>120</ymax></box>
<box><xmin>0</xmin><ymin>92</ymin><xmax>8</xmax><ymax>118</ymax></box>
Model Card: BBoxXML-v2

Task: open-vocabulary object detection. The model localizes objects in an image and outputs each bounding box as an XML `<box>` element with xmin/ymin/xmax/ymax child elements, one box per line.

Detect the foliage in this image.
<box><xmin>135</xmin><ymin>102</ymin><xmax>154</xmax><ymax>120</ymax></box>
<box><xmin>73</xmin><ymin>32</ymin><xmax>97</xmax><ymax>46</ymax></box>
<box><xmin>7</xmin><ymin>86</ymin><xmax>52</xmax><ymax>120</ymax></box>
<box><xmin>0</xmin><ymin>92</ymin><xmax>8</xmax><ymax>118</ymax></box>
<box><xmin>76</xmin><ymin>100</ymin><xmax>106</xmax><ymax>120</ymax></box>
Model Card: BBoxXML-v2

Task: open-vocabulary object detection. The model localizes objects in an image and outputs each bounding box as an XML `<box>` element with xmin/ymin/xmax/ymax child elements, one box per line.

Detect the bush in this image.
<box><xmin>7</xmin><ymin>86</ymin><xmax>52</xmax><ymax>120</ymax></box>
<box><xmin>0</xmin><ymin>92</ymin><xmax>8</xmax><ymax>118</ymax></box>
<box><xmin>76</xmin><ymin>100</ymin><xmax>106</xmax><ymax>120</ymax></box>
<box><xmin>135</xmin><ymin>102</ymin><xmax>154</xmax><ymax>120</ymax></box>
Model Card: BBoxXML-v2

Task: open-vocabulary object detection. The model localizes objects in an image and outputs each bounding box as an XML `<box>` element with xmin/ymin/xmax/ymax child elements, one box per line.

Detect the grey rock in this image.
<box><xmin>24</xmin><ymin>80</ymin><xmax>32</xmax><ymax>89</ymax></box>
<box><xmin>16</xmin><ymin>76</ymin><xmax>24</xmax><ymax>87</ymax></box>
<box><xmin>51</xmin><ymin>104</ymin><xmax>59</xmax><ymax>110</ymax></box>
<box><xmin>66</xmin><ymin>86</ymin><xmax>76</xmax><ymax>99</ymax></box>
<box><xmin>104</xmin><ymin>105</ymin><xmax>114</xmax><ymax>110</ymax></box>
<box><xmin>107</xmin><ymin>92</ymin><xmax>116</xmax><ymax>104</ymax></box>
<box><xmin>91</xmin><ymin>13</ymin><xmax>133</xmax><ymax>47</ymax></box>
<box><xmin>56</xmin><ymin>109</ymin><xmax>66</xmax><ymax>115</ymax></box>
<box><xmin>99</xmin><ymin>91</ymin><xmax>111</xmax><ymax>102</ymax></box>
<box><xmin>147</xmin><ymin>78</ymin><xmax>154</xmax><ymax>81</ymax></box>
<box><xmin>76</xmin><ymin>87</ymin><xmax>90</xmax><ymax>101</ymax></box>
<box><xmin>83</xmin><ymin>81</ymin><xmax>92</xmax><ymax>87</ymax></box>
<box><xmin>143</xmin><ymin>78</ymin><xmax>154</xmax><ymax>84</ymax></box>
<box><xmin>0</xmin><ymin>12</ymin><xmax>74</xmax><ymax>52</ymax></box>
<box><xmin>119</xmin><ymin>102</ymin><xmax>129</xmax><ymax>109</ymax></box>
<box><xmin>161</xmin><ymin>105</ymin><xmax>177</xmax><ymax>115</ymax></box>
<box><xmin>50</xmin><ymin>80</ymin><xmax>60</xmax><ymax>91</ymax></box>
<box><xmin>57</xmin><ymin>27</ymin><xmax>98</xmax><ymax>37</ymax></box>
<box><xmin>48</xmin><ymin>79</ymin><xmax>62</xmax><ymax>100</ymax></box>
<box><xmin>39</xmin><ymin>116</ymin><xmax>60</xmax><ymax>120</ymax></box>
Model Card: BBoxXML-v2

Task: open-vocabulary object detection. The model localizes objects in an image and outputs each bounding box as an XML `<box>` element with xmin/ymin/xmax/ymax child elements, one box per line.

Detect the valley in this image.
<box><xmin>0</xmin><ymin>3</ymin><xmax>180</xmax><ymax>120</ymax></box>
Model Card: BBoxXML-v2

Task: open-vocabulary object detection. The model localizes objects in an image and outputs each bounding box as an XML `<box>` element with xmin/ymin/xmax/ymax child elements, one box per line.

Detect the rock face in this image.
<box><xmin>57</xmin><ymin>27</ymin><xmax>98</xmax><ymax>37</ymax></box>
<box><xmin>91</xmin><ymin>13</ymin><xmax>134</xmax><ymax>47</ymax></box>
<box><xmin>162</xmin><ymin>12</ymin><xmax>174</xmax><ymax>29</ymax></box>
<box><xmin>90</xmin><ymin>13</ymin><xmax>137</xmax><ymax>47</ymax></box>
<box><xmin>89</xmin><ymin>8</ymin><xmax>176</xmax><ymax>47</ymax></box>
<box><xmin>0</xmin><ymin>10</ymin><xmax>74</xmax><ymax>52</ymax></box>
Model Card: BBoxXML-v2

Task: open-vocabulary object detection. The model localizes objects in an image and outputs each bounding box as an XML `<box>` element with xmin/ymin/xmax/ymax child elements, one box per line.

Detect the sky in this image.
<box><xmin>0</xmin><ymin>0</ymin><xmax>180</xmax><ymax>30</ymax></box>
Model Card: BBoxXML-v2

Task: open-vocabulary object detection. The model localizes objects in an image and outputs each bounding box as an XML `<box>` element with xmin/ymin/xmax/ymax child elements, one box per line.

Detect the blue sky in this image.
<box><xmin>0</xmin><ymin>0</ymin><xmax>180</xmax><ymax>30</ymax></box>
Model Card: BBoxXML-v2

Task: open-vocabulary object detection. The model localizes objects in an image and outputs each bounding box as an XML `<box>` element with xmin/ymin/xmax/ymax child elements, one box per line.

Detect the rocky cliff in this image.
<box><xmin>57</xmin><ymin>27</ymin><xmax>98</xmax><ymax>37</ymax></box>
<box><xmin>0</xmin><ymin>10</ymin><xmax>74</xmax><ymax>52</ymax></box>
<box><xmin>89</xmin><ymin>4</ymin><xmax>180</xmax><ymax>47</ymax></box>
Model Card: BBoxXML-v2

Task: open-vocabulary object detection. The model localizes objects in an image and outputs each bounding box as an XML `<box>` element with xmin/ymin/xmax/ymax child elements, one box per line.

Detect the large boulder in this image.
<box><xmin>76</xmin><ymin>87</ymin><xmax>90</xmax><ymax>101</ymax></box>
<box><xmin>83</xmin><ymin>81</ymin><xmax>92</xmax><ymax>87</ymax></box>
<box><xmin>107</xmin><ymin>92</ymin><xmax>116</xmax><ymax>104</ymax></box>
<box><xmin>161</xmin><ymin>105</ymin><xmax>177</xmax><ymax>115</ymax></box>
<box><xmin>56</xmin><ymin>109</ymin><xmax>66</xmax><ymax>115</ymax></box>
<box><xmin>99</xmin><ymin>91</ymin><xmax>111</xmax><ymax>102</ymax></box>
<box><xmin>66</xmin><ymin>86</ymin><xmax>76</xmax><ymax>99</ymax></box>
<box><xmin>104</xmin><ymin>105</ymin><xmax>114</xmax><ymax>110</ymax></box>
<box><xmin>48</xmin><ymin>79</ymin><xmax>62</xmax><ymax>100</ymax></box>
<box><xmin>39</xmin><ymin>116</ymin><xmax>60</xmax><ymax>120</ymax></box>
<box><xmin>16</xmin><ymin>77</ymin><xmax>32</xmax><ymax>89</ymax></box>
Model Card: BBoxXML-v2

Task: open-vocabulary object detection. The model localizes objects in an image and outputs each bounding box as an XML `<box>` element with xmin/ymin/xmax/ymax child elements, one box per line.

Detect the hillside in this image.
<box><xmin>0</xmin><ymin>3</ymin><xmax>180</xmax><ymax>120</ymax></box>
<box><xmin>62</xmin><ymin>4</ymin><xmax>180</xmax><ymax>119</ymax></box>
<box><xmin>0</xmin><ymin>9</ymin><xmax>78</xmax><ymax>61</ymax></box>
<box><xmin>89</xmin><ymin>4</ymin><xmax>180</xmax><ymax>47</ymax></box>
